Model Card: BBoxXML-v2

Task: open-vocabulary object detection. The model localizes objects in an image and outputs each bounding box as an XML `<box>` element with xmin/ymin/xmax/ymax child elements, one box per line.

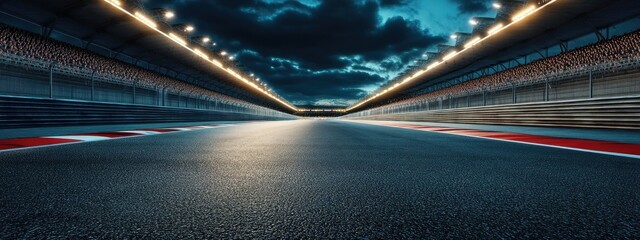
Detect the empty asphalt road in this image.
<box><xmin>1</xmin><ymin>120</ymin><xmax>639</xmax><ymax>238</ymax></box>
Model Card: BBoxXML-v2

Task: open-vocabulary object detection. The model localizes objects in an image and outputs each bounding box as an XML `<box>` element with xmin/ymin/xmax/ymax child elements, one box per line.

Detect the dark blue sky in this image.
<box><xmin>145</xmin><ymin>0</ymin><xmax>494</xmax><ymax>106</ymax></box>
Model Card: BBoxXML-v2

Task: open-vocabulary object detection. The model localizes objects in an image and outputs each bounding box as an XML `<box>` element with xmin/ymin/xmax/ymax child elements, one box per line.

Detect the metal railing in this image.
<box><xmin>0</xmin><ymin>53</ymin><xmax>292</xmax><ymax>118</ymax></box>
<box><xmin>0</xmin><ymin>95</ymin><xmax>295</xmax><ymax>129</ymax></box>
<box><xmin>345</xmin><ymin>96</ymin><xmax>640</xmax><ymax>129</ymax></box>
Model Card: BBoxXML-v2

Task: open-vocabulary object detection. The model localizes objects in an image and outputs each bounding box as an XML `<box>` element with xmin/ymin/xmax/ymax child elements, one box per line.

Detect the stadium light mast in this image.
<box><xmin>163</xmin><ymin>11</ymin><xmax>174</xmax><ymax>19</ymax></box>
<box><xmin>469</xmin><ymin>17</ymin><xmax>496</xmax><ymax>35</ymax></box>
<box><xmin>172</xmin><ymin>24</ymin><xmax>195</xmax><ymax>34</ymax></box>
<box><xmin>451</xmin><ymin>32</ymin><xmax>472</xmax><ymax>48</ymax></box>
<box><xmin>437</xmin><ymin>44</ymin><xmax>455</xmax><ymax>54</ymax></box>
<box><xmin>495</xmin><ymin>0</ymin><xmax>528</xmax><ymax>22</ymax></box>
<box><xmin>149</xmin><ymin>8</ymin><xmax>174</xmax><ymax>21</ymax></box>
<box><xmin>422</xmin><ymin>52</ymin><xmax>439</xmax><ymax>61</ymax></box>
<box><xmin>191</xmin><ymin>36</ymin><xmax>211</xmax><ymax>45</ymax></box>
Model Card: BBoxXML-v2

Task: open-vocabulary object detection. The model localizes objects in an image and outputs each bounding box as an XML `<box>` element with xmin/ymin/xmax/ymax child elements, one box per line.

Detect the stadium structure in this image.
<box><xmin>1</xmin><ymin>0</ymin><xmax>640</xmax><ymax>238</ymax></box>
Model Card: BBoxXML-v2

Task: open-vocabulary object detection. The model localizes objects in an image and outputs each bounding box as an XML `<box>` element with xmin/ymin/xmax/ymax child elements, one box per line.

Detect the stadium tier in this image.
<box><xmin>0</xmin><ymin>23</ymin><xmax>289</xmax><ymax>117</ymax></box>
<box><xmin>349</xmin><ymin>29</ymin><xmax>640</xmax><ymax>117</ymax></box>
<box><xmin>2</xmin><ymin>0</ymin><xmax>640</xmax><ymax>238</ymax></box>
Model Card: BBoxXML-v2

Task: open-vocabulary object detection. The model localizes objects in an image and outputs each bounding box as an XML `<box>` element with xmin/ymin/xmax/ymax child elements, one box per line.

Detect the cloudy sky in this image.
<box><xmin>145</xmin><ymin>0</ymin><xmax>495</xmax><ymax>106</ymax></box>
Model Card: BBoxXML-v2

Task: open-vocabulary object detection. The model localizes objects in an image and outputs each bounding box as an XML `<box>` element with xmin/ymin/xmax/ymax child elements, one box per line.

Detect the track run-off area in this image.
<box><xmin>1</xmin><ymin>119</ymin><xmax>639</xmax><ymax>238</ymax></box>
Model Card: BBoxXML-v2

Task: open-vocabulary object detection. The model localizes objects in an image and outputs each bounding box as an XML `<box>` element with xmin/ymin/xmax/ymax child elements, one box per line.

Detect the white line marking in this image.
<box><xmin>43</xmin><ymin>135</ymin><xmax>112</xmax><ymax>142</ymax></box>
<box><xmin>164</xmin><ymin>128</ymin><xmax>192</xmax><ymax>131</ymax></box>
<box><xmin>118</xmin><ymin>130</ymin><xmax>160</xmax><ymax>135</ymax></box>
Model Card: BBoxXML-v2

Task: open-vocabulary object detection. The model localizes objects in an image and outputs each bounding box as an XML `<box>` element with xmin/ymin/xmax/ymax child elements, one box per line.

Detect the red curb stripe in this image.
<box><xmin>0</xmin><ymin>138</ymin><xmax>80</xmax><ymax>150</ymax></box>
<box><xmin>516</xmin><ymin>137</ymin><xmax>640</xmax><ymax>155</ymax></box>
<box><xmin>364</xmin><ymin>122</ymin><xmax>640</xmax><ymax>158</ymax></box>
<box><xmin>0</xmin><ymin>124</ymin><xmax>228</xmax><ymax>153</ymax></box>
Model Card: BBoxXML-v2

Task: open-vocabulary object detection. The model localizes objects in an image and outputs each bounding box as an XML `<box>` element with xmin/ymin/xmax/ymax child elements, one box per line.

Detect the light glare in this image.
<box><xmin>512</xmin><ymin>5</ymin><xmax>536</xmax><ymax>22</ymax></box>
<box><xmin>487</xmin><ymin>23</ymin><xmax>504</xmax><ymax>35</ymax></box>
<box><xmin>134</xmin><ymin>12</ymin><xmax>157</xmax><ymax>28</ymax></box>
<box><xmin>464</xmin><ymin>37</ymin><xmax>481</xmax><ymax>48</ymax></box>
<box><xmin>164</xmin><ymin>11</ymin><xmax>174</xmax><ymax>19</ymax></box>
<box><xmin>102</xmin><ymin>0</ymin><xmax>299</xmax><ymax>111</ymax></box>
<box><xmin>168</xmin><ymin>33</ymin><xmax>187</xmax><ymax>46</ymax></box>
<box><xmin>443</xmin><ymin>51</ymin><xmax>457</xmax><ymax>61</ymax></box>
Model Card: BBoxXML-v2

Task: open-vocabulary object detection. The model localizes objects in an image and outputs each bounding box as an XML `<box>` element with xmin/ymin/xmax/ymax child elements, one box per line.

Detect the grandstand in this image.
<box><xmin>0</xmin><ymin>0</ymin><xmax>638</xmax><ymax>124</ymax></box>
<box><xmin>2</xmin><ymin>0</ymin><xmax>640</xmax><ymax>238</ymax></box>
<box><xmin>353</xmin><ymin>30</ymin><xmax>640</xmax><ymax>115</ymax></box>
<box><xmin>0</xmin><ymin>23</ymin><xmax>273</xmax><ymax>111</ymax></box>
<box><xmin>345</xmin><ymin>0</ymin><xmax>640</xmax><ymax>129</ymax></box>
<box><xmin>0</xmin><ymin>0</ymin><xmax>297</xmax><ymax>126</ymax></box>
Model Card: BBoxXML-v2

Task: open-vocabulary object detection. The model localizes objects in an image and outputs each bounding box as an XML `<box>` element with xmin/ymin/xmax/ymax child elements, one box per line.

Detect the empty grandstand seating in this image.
<box><xmin>0</xmin><ymin>23</ymin><xmax>281</xmax><ymax>116</ymax></box>
<box><xmin>359</xmin><ymin>30</ymin><xmax>640</xmax><ymax>117</ymax></box>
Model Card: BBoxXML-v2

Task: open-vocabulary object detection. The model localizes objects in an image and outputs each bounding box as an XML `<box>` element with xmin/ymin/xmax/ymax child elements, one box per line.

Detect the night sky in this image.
<box><xmin>146</xmin><ymin>0</ymin><xmax>494</xmax><ymax>106</ymax></box>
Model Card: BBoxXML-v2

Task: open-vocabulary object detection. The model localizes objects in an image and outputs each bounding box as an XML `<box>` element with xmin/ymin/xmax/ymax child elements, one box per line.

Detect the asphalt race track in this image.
<box><xmin>1</xmin><ymin>120</ymin><xmax>638</xmax><ymax>238</ymax></box>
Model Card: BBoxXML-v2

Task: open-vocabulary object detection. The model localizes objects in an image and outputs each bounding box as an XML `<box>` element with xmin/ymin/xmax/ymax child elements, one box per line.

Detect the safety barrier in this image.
<box><xmin>345</xmin><ymin>96</ymin><xmax>640</xmax><ymax>129</ymax></box>
<box><xmin>0</xmin><ymin>95</ymin><xmax>296</xmax><ymax>129</ymax></box>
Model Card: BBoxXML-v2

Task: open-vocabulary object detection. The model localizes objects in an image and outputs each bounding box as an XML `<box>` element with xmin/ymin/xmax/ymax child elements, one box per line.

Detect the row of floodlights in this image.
<box><xmin>346</xmin><ymin>1</ymin><xmax>553</xmax><ymax>112</ymax></box>
<box><xmin>103</xmin><ymin>0</ymin><xmax>296</xmax><ymax>111</ymax></box>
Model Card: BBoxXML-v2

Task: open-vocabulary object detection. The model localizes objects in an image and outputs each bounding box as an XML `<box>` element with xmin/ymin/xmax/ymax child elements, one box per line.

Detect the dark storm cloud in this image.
<box><xmin>144</xmin><ymin>0</ymin><xmax>445</xmax><ymax>105</ymax></box>
<box><xmin>378</xmin><ymin>0</ymin><xmax>409</xmax><ymax>7</ymax></box>
<box><xmin>448</xmin><ymin>0</ymin><xmax>491</xmax><ymax>14</ymax></box>
<box><xmin>235</xmin><ymin>51</ymin><xmax>382</xmax><ymax>105</ymax></box>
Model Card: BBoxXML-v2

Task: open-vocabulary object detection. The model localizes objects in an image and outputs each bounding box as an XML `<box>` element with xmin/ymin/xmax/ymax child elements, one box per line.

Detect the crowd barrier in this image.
<box><xmin>345</xmin><ymin>96</ymin><xmax>640</xmax><ymax>129</ymax></box>
<box><xmin>0</xmin><ymin>95</ymin><xmax>296</xmax><ymax>129</ymax></box>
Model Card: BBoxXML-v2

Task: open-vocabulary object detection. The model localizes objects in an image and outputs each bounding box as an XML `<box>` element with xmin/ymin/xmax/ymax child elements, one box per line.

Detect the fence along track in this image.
<box><xmin>0</xmin><ymin>96</ymin><xmax>294</xmax><ymax>129</ymax></box>
<box><xmin>347</xmin><ymin>96</ymin><xmax>640</xmax><ymax>129</ymax></box>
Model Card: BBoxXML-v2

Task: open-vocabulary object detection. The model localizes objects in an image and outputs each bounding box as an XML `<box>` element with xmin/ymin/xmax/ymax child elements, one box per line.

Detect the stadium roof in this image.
<box><xmin>0</xmin><ymin>0</ymin><xmax>297</xmax><ymax>112</ymax></box>
<box><xmin>347</xmin><ymin>0</ymin><xmax>640</xmax><ymax>112</ymax></box>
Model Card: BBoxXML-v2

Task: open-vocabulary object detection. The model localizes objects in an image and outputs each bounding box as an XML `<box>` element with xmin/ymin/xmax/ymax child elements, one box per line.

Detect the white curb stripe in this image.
<box><xmin>43</xmin><ymin>135</ymin><xmax>112</xmax><ymax>142</ymax></box>
<box><xmin>164</xmin><ymin>128</ymin><xmax>193</xmax><ymax>131</ymax></box>
<box><xmin>118</xmin><ymin>130</ymin><xmax>161</xmax><ymax>135</ymax></box>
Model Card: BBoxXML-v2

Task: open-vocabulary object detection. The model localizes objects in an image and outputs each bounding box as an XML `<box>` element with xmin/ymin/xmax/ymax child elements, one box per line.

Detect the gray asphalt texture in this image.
<box><xmin>0</xmin><ymin>119</ymin><xmax>639</xmax><ymax>239</ymax></box>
